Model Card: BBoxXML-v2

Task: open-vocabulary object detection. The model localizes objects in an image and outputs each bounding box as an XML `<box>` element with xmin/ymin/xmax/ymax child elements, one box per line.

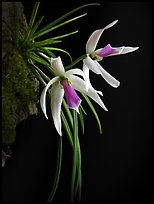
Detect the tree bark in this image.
<box><xmin>2</xmin><ymin>2</ymin><xmax>39</xmax><ymax>166</ymax></box>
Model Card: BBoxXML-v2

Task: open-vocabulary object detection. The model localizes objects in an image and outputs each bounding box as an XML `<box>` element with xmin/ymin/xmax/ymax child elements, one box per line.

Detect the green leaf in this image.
<box><xmin>44</xmin><ymin>47</ymin><xmax>72</xmax><ymax>62</ymax></box>
<box><xmin>61</xmin><ymin>111</ymin><xmax>73</xmax><ymax>147</ymax></box>
<box><xmin>71</xmin><ymin>110</ymin><xmax>78</xmax><ymax>202</ymax></box>
<box><xmin>79</xmin><ymin>104</ymin><xmax>87</xmax><ymax>115</ymax></box>
<box><xmin>79</xmin><ymin>106</ymin><xmax>85</xmax><ymax>135</ymax></box>
<box><xmin>65</xmin><ymin>54</ymin><xmax>87</xmax><ymax>69</ymax></box>
<box><xmin>31</xmin><ymin>65</ymin><xmax>47</xmax><ymax>87</ymax></box>
<box><xmin>51</xmin><ymin>30</ymin><xmax>79</xmax><ymax>40</ymax></box>
<box><xmin>31</xmin><ymin>39</ymin><xmax>62</xmax><ymax>48</ymax></box>
<box><xmin>23</xmin><ymin>2</ymin><xmax>40</xmax><ymax>43</ymax></box>
<box><xmin>32</xmin><ymin>13</ymin><xmax>87</xmax><ymax>39</ymax></box>
<box><xmin>75</xmin><ymin>136</ymin><xmax>82</xmax><ymax>201</ymax></box>
<box><xmin>29</xmin><ymin>53</ymin><xmax>50</xmax><ymax>67</ymax></box>
<box><xmin>39</xmin><ymin>47</ymin><xmax>56</xmax><ymax>58</ymax></box>
<box><xmin>32</xmin><ymin>3</ymin><xmax>100</xmax><ymax>40</ymax></box>
<box><xmin>29</xmin><ymin>16</ymin><xmax>44</xmax><ymax>39</ymax></box>
<box><xmin>81</xmin><ymin>93</ymin><xmax>102</xmax><ymax>134</ymax></box>
<box><xmin>47</xmin><ymin>136</ymin><xmax>62</xmax><ymax>202</ymax></box>
<box><xmin>62</xmin><ymin>100</ymin><xmax>73</xmax><ymax>128</ymax></box>
<box><xmin>29</xmin><ymin>53</ymin><xmax>54</xmax><ymax>76</ymax></box>
<box><xmin>30</xmin><ymin>61</ymin><xmax>50</xmax><ymax>83</ymax></box>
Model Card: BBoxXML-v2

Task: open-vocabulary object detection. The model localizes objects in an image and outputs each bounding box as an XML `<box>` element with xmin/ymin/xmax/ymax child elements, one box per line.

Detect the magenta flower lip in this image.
<box><xmin>61</xmin><ymin>79</ymin><xmax>82</xmax><ymax>111</ymax></box>
<box><xmin>96</xmin><ymin>44</ymin><xmax>119</xmax><ymax>58</ymax></box>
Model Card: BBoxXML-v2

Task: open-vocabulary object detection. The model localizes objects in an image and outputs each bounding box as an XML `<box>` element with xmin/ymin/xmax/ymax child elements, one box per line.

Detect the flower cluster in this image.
<box><xmin>2</xmin><ymin>1</ymin><xmax>140</xmax><ymax>202</ymax></box>
<box><xmin>40</xmin><ymin>20</ymin><xmax>139</xmax><ymax>136</ymax></box>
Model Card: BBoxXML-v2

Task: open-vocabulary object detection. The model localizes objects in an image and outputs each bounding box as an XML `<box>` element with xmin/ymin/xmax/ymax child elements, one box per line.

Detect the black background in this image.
<box><xmin>2</xmin><ymin>1</ymin><xmax>152</xmax><ymax>203</ymax></box>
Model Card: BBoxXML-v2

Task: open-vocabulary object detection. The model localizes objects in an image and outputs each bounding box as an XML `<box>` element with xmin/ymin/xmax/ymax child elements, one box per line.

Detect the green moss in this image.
<box><xmin>2</xmin><ymin>44</ymin><xmax>38</xmax><ymax>145</ymax></box>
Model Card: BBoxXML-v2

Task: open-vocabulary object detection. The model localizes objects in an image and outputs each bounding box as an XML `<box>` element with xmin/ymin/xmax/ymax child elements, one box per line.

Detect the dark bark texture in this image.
<box><xmin>2</xmin><ymin>2</ymin><xmax>39</xmax><ymax>166</ymax></box>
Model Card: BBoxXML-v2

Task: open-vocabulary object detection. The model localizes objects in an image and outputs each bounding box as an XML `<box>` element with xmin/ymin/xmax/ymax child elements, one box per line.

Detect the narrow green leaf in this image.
<box><xmin>61</xmin><ymin>111</ymin><xmax>73</xmax><ymax>147</ymax></box>
<box><xmin>29</xmin><ymin>16</ymin><xmax>44</xmax><ymax>39</ymax></box>
<box><xmin>32</xmin><ymin>3</ymin><xmax>100</xmax><ymax>39</ymax></box>
<box><xmin>28</xmin><ymin>2</ymin><xmax>40</xmax><ymax>28</ymax></box>
<box><xmin>48</xmin><ymin>136</ymin><xmax>62</xmax><ymax>202</ymax></box>
<box><xmin>71</xmin><ymin>110</ymin><xmax>78</xmax><ymax>202</ymax></box>
<box><xmin>65</xmin><ymin>54</ymin><xmax>87</xmax><ymax>69</ymax></box>
<box><xmin>31</xmin><ymin>39</ymin><xmax>62</xmax><ymax>48</ymax></box>
<box><xmin>75</xmin><ymin>136</ymin><xmax>82</xmax><ymax>201</ymax></box>
<box><xmin>80</xmin><ymin>104</ymin><xmax>87</xmax><ymax>115</ymax></box>
<box><xmin>44</xmin><ymin>47</ymin><xmax>72</xmax><ymax>62</ymax></box>
<box><xmin>30</xmin><ymin>64</ymin><xmax>47</xmax><ymax>87</ymax></box>
<box><xmin>23</xmin><ymin>2</ymin><xmax>40</xmax><ymax>43</ymax></box>
<box><xmin>29</xmin><ymin>53</ymin><xmax>50</xmax><ymax>67</ymax></box>
<box><xmin>79</xmin><ymin>106</ymin><xmax>85</xmax><ymax>135</ymax></box>
<box><xmin>39</xmin><ymin>47</ymin><xmax>56</xmax><ymax>58</ymax></box>
<box><xmin>62</xmin><ymin>100</ymin><xmax>73</xmax><ymax>128</ymax></box>
<box><xmin>30</xmin><ymin>61</ymin><xmax>50</xmax><ymax>82</ymax></box>
<box><xmin>33</xmin><ymin>13</ymin><xmax>87</xmax><ymax>39</ymax></box>
<box><xmin>81</xmin><ymin>93</ymin><xmax>102</xmax><ymax>134</ymax></box>
<box><xmin>51</xmin><ymin>30</ymin><xmax>78</xmax><ymax>40</ymax></box>
<box><xmin>29</xmin><ymin>53</ymin><xmax>54</xmax><ymax>76</ymax></box>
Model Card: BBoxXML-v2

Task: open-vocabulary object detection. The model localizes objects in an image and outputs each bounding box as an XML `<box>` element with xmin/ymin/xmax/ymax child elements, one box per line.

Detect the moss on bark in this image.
<box><xmin>2</xmin><ymin>2</ymin><xmax>39</xmax><ymax>164</ymax></box>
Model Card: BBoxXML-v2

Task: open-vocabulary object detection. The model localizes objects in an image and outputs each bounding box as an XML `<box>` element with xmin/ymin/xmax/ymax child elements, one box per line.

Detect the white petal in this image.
<box><xmin>40</xmin><ymin>76</ymin><xmax>59</xmax><ymax>119</ymax></box>
<box><xmin>69</xmin><ymin>75</ymin><xmax>108</xmax><ymax>111</ymax></box>
<box><xmin>103</xmin><ymin>19</ymin><xmax>118</xmax><ymax>30</ymax></box>
<box><xmin>87</xmin><ymin>86</ymin><xmax>108</xmax><ymax>111</ymax></box>
<box><xmin>83</xmin><ymin>63</ymin><xmax>89</xmax><ymax>78</ymax></box>
<box><xmin>117</xmin><ymin>46</ymin><xmax>139</xmax><ymax>55</ymax></box>
<box><xmin>50</xmin><ymin>81</ymin><xmax>64</xmax><ymax>136</ymax></box>
<box><xmin>65</xmin><ymin>68</ymin><xmax>89</xmax><ymax>91</ymax></box>
<box><xmin>83</xmin><ymin>63</ymin><xmax>103</xmax><ymax>95</ymax></box>
<box><xmin>86</xmin><ymin>20</ymin><xmax>118</xmax><ymax>53</ymax></box>
<box><xmin>50</xmin><ymin>56</ymin><xmax>65</xmax><ymax>76</ymax></box>
<box><xmin>106</xmin><ymin>46</ymin><xmax>139</xmax><ymax>57</ymax></box>
<box><xmin>65</xmin><ymin>68</ymin><xmax>85</xmax><ymax>78</ymax></box>
<box><xmin>83</xmin><ymin>55</ymin><xmax>101</xmax><ymax>74</ymax></box>
<box><xmin>95</xmin><ymin>61</ymin><xmax>120</xmax><ymax>88</ymax></box>
<box><xmin>86</xmin><ymin>29</ymin><xmax>104</xmax><ymax>53</ymax></box>
<box><xmin>83</xmin><ymin>63</ymin><xmax>90</xmax><ymax>90</ymax></box>
<box><xmin>69</xmin><ymin>75</ymin><xmax>86</xmax><ymax>93</ymax></box>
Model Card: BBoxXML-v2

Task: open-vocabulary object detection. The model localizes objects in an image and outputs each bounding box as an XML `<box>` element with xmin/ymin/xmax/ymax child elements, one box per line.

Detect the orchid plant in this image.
<box><xmin>21</xmin><ymin>2</ymin><xmax>139</xmax><ymax>202</ymax></box>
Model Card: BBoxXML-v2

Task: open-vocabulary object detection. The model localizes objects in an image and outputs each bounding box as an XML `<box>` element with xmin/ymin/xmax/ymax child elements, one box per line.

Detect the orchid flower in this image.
<box><xmin>83</xmin><ymin>20</ymin><xmax>139</xmax><ymax>88</ymax></box>
<box><xmin>40</xmin><ymin>56</ymin><xmax>108</xmax><ymax>136</ymax></box>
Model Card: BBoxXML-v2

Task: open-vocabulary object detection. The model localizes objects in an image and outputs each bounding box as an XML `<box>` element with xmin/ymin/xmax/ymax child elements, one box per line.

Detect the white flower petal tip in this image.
<box><xmin>114</xmin><ymin>81</ymin><xmax>120</xmax><ymax>88</ymax></box>
<box><xmin>134</xmin><ymin>47</ymin><xmax>139</xmax><ymax>50</ymax></box>
<box><xmin>105</xmin><ymin>107</ymin><xmax>108</xmax><ymax>112</ymax></box>
<box><xmin>101</xmin><ymin>101</ymin><xmax>108</xmax><ymax>111</ymax></box>
<box><xmin>40</xmin><ymin>90</ymin><xmax>48</xmax><ymax>120</ymax></box>
<box><xmin>120</xmin><ymin>46</ymin><xmax>140</xmax><ymax>54</ymax></box>
<box><xmin>50</xmin><ymin>56</ymin><xmax>59</xmax><ymax>63</ymax></box>
<box><xmin>59</xmin><ymin>131</ymin><xmax>62</xmax><ymax>136</ymax></box>
<box><xmin>97</xmin><ymin>91</ymin><xmax>103</xmax><ymax>96</ymax></box>
<box><xmin>75</xmin><ymin>107</ymin><xmax>80</xmax><ymax>114</ymax></box>
<box><xmin>56</xmin><ymin>126</ymin><xmax>62</xmax><ymax>136</ymax></box>
<box><xmin>50</xmin><ymin>56</ymin><xmax>65</xmax><ymax>76</ymax></box>
<box><xmin>45</xmin><ymin>115</ymin><xmax>49</xmax><ymax>120</ymax></box>
<box><xmin>104</xmin><ymin>19</ymin><xmax>119</xmax><ymax>30</ymax></box>
<box><xmin>131</xmin><ymin>47</ymin><xmax>139</xmax><ymax>52</ymax></box>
